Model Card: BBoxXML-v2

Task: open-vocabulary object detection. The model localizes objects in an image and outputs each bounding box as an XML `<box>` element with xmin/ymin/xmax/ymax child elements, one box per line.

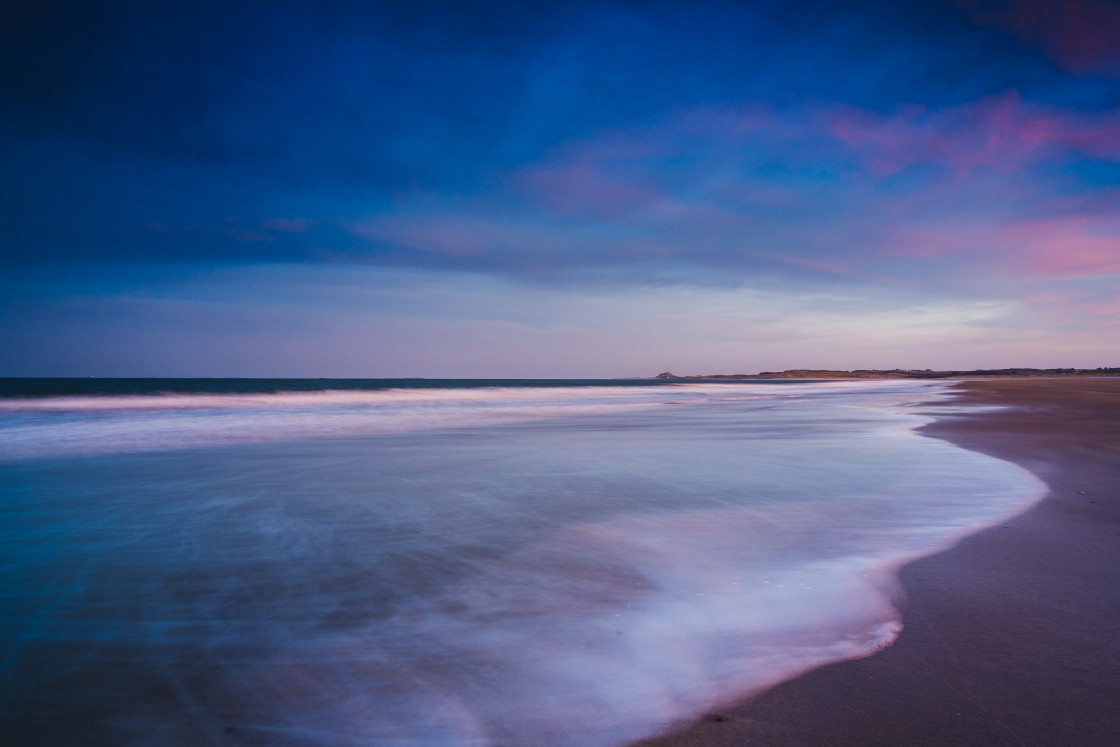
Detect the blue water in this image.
<box><xmin>0</xmin><ymin>380</ymin><xmax>1043</xmax><ymax>744</ymax></box>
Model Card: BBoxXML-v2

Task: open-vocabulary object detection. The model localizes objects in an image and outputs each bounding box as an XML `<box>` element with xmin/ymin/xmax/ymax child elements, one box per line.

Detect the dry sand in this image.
<box><xmin>638</xmin><ymin>378</ymin><xmax>1120</xmax><ymax>746</ymax></box>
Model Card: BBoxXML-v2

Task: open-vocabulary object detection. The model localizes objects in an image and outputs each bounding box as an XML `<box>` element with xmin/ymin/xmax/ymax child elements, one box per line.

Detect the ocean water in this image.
<box><xmin>0</xmin><ymin>379</ymin><xmax>1044</xmax><ymax>745</ymax></box>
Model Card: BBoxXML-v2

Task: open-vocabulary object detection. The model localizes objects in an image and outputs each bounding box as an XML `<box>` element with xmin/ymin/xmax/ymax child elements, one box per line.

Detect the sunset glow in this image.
<box><xmin>3</xmin><ymin>0</ymin><xmax>1117</xmax><ymax>375</ymax></box>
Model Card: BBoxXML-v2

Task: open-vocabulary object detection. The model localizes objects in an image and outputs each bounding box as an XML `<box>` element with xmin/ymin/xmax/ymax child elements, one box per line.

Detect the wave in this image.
<box><xmin>0</xmin><ymin>380</ymin><xmax>920</xmax><ymax>460</ymax></box>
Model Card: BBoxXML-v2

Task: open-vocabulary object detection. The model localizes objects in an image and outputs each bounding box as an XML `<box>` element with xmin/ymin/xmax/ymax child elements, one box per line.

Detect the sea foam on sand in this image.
<box><xmin>0</xmin><ymin>381</ymin><xmax>1045</xmax><ymax>744</ymax></box>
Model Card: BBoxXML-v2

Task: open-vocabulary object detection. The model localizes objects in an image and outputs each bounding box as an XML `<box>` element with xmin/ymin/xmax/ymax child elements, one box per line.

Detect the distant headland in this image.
<box><xmin>652</xmin><ymin>368</ymin><xmax>1120</xmax><ymax>380</ymax></box>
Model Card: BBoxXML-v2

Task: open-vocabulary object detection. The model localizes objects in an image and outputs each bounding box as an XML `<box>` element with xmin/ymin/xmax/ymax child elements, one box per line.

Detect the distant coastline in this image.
<box><xmin>651</xmin><ymin>367</ymin><xmax>1120</xmax><ymax>380</ymax></box>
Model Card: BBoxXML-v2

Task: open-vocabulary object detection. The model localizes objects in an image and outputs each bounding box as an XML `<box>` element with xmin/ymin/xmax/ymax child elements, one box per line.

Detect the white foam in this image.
<box><xmin>245</xmin><ymin>424</ymin><xmax>1042</xmax><ymax>744</ymax></box>
<box><xmin>0</xmin><ymin>380</ymin><xmax>919</xmax><ymax>460</ymax></box>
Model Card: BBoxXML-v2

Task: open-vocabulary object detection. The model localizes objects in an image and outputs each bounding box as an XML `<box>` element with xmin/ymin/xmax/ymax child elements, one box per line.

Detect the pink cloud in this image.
<box><xmin>1089</xmin><ymin>299</ymin><xmax>1120</xmax><ymax>315</ymax></box>
<box><xmin>348</xmin><ymin>99</ymin><xmax>1120</xmax><ymax>287</ymax></box>
<box><xmin>521</xmin><ymin>95</ymin><xmax>1120</xmax><ymax>196</ymax></box>
<box><xmin>1001</xmin><ymin>214</ymin><xmax>1120</xmax><ymax>276</ymax></box>
<box><xmin>510</xmin><ymin>105</ymin><xmax>783</xmax><ymax>220</ymax></box>
<box><xmin>883</xmin><ymin>222</ymin><xmax>997</xmax><ymax>259</ymax></box>
<box><xmin>825</xmin><ymin>93</ymin><xmax>1120</xmax><ymax>177</ymax></box>
<box><xmin>884</xmin><ymin>213</ymin><xmax>1120</xmax><ymax>279</ymax></box>
<box><xmin>521</xmin><ymin>157</ymin><xmax>665</xmax><ymax>220</ymax></box>
<box><xmin>961</xmin><ymin>0</ymin><xmax>1120</xmax><ymax>76</ymax></box>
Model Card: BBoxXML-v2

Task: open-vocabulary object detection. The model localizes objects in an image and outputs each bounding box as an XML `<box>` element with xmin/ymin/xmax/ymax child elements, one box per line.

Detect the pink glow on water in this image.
<box><xmin>0</xmin><ymin>386</ymin><xmax>683</xmax><ymax>459</ymax></box>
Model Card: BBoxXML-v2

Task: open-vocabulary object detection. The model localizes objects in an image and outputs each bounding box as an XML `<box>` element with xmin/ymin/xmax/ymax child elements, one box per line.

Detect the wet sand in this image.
<box><xmin>638</xmin><ymin>378</ymin><xmax>1120</xmax><ymax>746</ymax></box>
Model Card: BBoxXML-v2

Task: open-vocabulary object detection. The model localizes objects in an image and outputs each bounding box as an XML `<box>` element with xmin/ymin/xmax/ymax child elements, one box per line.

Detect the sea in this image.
<box><xmin>0</xmin><ymin>378</ymin><xmax>1044</xmax><ymax>745</ymax></box>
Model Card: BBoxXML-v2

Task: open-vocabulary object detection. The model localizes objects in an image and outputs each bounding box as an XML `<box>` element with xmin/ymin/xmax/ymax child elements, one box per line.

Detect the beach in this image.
<box><xmin>639</xmin><ymin>378</ymin><xmax>1120</xmax><ymax>746</ymax></box>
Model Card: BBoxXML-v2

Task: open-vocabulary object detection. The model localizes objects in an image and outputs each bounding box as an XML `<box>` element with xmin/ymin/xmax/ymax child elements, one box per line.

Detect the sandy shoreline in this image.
<box><xmin>637</xmin><ymin>378</ymin><xmax>1120</xmax><ymax>746</ymax></box>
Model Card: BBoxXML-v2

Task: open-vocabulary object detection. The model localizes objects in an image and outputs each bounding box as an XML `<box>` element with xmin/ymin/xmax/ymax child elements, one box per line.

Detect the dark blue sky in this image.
<box><xmin>3</xmin><ymin>0</ymin><xmax>1119</xmax><ymax>375</ymax></box>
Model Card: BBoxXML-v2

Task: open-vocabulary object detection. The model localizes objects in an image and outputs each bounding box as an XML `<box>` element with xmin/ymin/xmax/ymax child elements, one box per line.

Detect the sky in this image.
<box><xmin>2</xmin><ymin>0</ymin><xmax>1119</xmax><ymax>377</ymax></box>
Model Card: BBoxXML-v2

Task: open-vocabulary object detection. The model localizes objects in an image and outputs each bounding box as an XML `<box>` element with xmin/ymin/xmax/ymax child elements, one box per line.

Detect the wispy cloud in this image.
<box><xmin>825</xmin><ymin>92</ymin><xmax>1120</xmax><ymax>176</ymax></box>
<box><xmin>344</xmin><ymin>95</ymin><xmax>1120</xmax><ymax>289</ymax></box>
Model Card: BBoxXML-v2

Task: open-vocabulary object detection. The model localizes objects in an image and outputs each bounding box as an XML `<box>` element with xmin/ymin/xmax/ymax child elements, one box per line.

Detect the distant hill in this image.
<box><xmin>654</xmin><ymin>368</ymin><xmax>1120</xmax><ymax>380</ymax></box>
